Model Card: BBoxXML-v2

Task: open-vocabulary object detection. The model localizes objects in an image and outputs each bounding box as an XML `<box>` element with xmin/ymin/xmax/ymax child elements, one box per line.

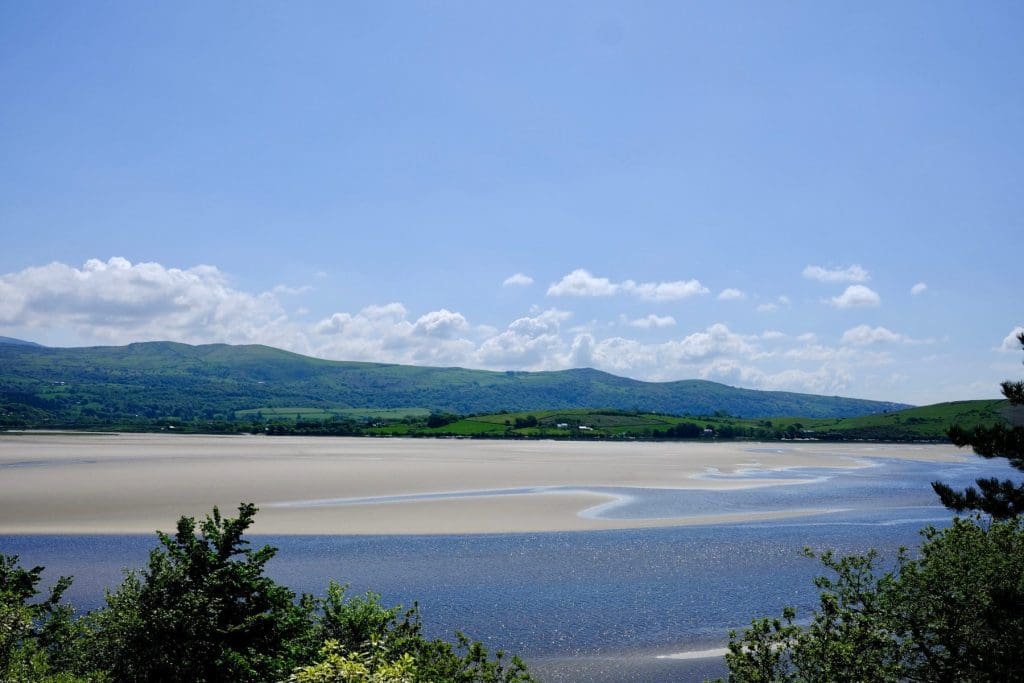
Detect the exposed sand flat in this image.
<box><xmin>0</xmin><ymin>434</ymin><xmax>965</xmax><ymax>535</ymax></box>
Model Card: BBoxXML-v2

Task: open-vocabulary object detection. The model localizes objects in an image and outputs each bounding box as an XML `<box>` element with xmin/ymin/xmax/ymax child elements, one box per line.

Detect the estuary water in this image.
<box><xmin>1</xmin><ymin>448</ymin><xmax>1017</xmax><ymax>681</ymax></box>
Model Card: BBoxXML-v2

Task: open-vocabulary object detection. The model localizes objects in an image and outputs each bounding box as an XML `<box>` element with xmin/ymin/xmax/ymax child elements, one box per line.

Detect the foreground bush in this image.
<box><xmin>721</xmin><ymin>516</ymin><xmax>1024</xmax><ymax>682</ymax></box>
<box><xmin>1</xmin><ymin>503</ymin><xmax>533</xmax><ymax>683</ymax></box>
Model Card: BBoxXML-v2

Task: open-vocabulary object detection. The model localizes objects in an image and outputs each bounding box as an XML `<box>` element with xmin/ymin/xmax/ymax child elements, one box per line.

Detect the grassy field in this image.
<box><xmin>369</xmin><ymin>401</ymin><xmax>1011</xmax><ymax>442</ymax></box>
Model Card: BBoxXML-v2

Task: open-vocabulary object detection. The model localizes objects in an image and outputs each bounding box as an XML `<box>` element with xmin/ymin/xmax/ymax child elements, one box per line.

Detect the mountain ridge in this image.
<box><xmin>0</xmin><ymin>340</ymin><xmax>909</xmax><ymax>424</ymax></box>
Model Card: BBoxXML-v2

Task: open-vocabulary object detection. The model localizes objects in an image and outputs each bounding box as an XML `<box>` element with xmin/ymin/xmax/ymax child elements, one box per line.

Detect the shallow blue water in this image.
<box><xmin>2</xmin><ymin>453</ymin><xmax>1018</xmax><ymax>681</ymax></box>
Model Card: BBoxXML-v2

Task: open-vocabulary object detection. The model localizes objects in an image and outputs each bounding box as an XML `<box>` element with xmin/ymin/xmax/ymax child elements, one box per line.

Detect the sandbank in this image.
<box><xmin>0</xmin><ymin>433</ymin><xmax>965</xmax><ymax>535</ymax></box>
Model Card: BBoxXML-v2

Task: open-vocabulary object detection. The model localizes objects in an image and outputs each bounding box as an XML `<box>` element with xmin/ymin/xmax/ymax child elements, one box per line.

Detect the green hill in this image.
<box><xmin>0</xmin><ymin>340</ymin><xmax>910</xmax><ymax>428</ymax></box>
<box><xmin>0</xmin><ymin>336</ymin><xmax>43</xmax><ymax>347</ymax></box>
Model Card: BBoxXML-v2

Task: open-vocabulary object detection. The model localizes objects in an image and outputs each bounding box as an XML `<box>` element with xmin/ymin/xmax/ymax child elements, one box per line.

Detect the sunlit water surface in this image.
<box><xmin>3</xmin><ymin>452</ymin><xmax>1017</xmax><ymax>682</ymax></box>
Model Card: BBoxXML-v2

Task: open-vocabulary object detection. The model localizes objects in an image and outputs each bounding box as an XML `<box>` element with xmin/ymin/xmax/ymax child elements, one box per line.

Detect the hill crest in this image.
<box><xmin>0</xmin><ymin>340</ymin><xmax>909</xmax><ymax>423</ymax></box>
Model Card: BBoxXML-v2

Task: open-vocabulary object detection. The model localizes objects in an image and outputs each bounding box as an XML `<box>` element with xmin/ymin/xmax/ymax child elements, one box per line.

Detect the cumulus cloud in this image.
<box><xmin>718</xmin><ymin>288</ymin><xmax>746</xmax><ymax>301</ymax></box>
<box><xmin>307</xmin><ymin>306</ymin><xmax>493</xmax><ymax>366</ymax></box>
<box><xmin>475</xmin><ymin>309</ymin><xmax>572</xmax><ymax>369</ymax></box>
<box><xmin>0</xmin><ymin>257</ymin><xmax>292</xmax><ymax>346</ymax></box>
<box><xmin>999</xmin><ymin>326</ymin><xmax>1024</xmax><ymax>352</ymax></box>
<box><xmin>667</xmin><ymin>323</ymin><xmax>760</xmax><ymax>362</ymax></box>
<box><xmin>314</xmin><ymin>303</ymin><xmax>408</xmax><ymax>336</ymax></box>
<box><xmin>546</xmin><ymin>269</ymin><xmax>618</xmax><ymax>297</ymax></box>
<box><xmin>803</xmin><ymin>264</ymin><xmax>870</xmax><ymax>283</ymax></box>
<box><xmin>627</xmin><ymin>314</ymin><xmax>677</xmax><ymax>329</ymax></box>
<box><xmin>313</xmin><ymin>303</ymin><xmax>477</xmax><ymax>366</ymax></box>
<box><xmin>502</xmin><ymin>273</ymin><xmax>534</xmax><ymax>287</ymax></box>
<box><xmin>829</xmin><ymin>285</ymin><xmax>881</xmax><ymax>309</ymax></box>
<box><xmin>547</xmin><ymin>269</ymin><xmax>708</xmax><ymax>301</ymax></box>
<box><xmin>699</xmin><ymin>360</ymin><xmax>853</xmax><ymax>395</ymax></box>
<box><xmin>0</xmin><ymin>257</ymin><xmax>919</xmax><ymax>398</ymax></box>
<box><xmin>569</xmin><ymin>333</ymin><xmax>595</xmax><ymax>367</ymax></box>
<box><xmin>910</xmin><ymin>282</ymin><xmax>927</xmax><ymax>296</ymax></box>
<box><xmin>840</xmin><ymin>325</ymin><xmax>921</xmax><ymax>346</ymax></box>
<box><xmin>621</xmin><ymin>278</ymin><xmax>709</xmax><ymax>301</ymax></box>
<box><xmin>412</xmin><ymin>309</ymin><xmax>470</xmax><ymax>338</ymax></box>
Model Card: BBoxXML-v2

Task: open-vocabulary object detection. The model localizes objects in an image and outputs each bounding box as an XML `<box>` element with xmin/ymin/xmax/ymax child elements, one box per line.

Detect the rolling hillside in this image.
<box><xmin>0</xmin><ymin>340</ymin><xmax>909</xmax><ymax>427</ymax></box>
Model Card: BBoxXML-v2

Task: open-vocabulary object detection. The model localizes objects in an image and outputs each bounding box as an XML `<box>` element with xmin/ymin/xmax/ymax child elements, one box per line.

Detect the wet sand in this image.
<box><xmin>0</xmin><ymin>433</ymin><xmax>964</xmax><ymax>535</ymax></box>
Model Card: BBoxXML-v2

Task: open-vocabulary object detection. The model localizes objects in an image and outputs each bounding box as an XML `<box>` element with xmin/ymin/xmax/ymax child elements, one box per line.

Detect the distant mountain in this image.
<box><xmin>0</xmin><ymin>340</ymin><xmax>909</xmax><ymax>426</ymax></box>
<box><xmin>0</xmin><ymin>336</ymin><xmax>43</xmax><ymax>347</ymax></box>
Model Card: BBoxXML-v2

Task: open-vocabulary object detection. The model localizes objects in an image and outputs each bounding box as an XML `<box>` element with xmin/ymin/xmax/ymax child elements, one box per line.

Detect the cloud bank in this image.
<box><xmin>0</xmin><ymin>257</ymin><xmax>947</xmax><ymax>398</ymax></box>
<box><xmin>0</xmin><ymin>257</ymin><xmax>289</xmax><ymax>345</ymax></box>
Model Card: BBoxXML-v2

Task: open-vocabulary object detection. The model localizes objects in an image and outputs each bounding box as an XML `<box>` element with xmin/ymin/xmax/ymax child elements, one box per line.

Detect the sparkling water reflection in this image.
<box><xmin>2</xmin><ymin>453</ymin><xmax>1017</xmax><ymax>681</ymax></box>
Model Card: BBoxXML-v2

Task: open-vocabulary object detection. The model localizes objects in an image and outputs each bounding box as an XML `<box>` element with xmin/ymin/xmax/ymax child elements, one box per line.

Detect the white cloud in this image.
<box><xmin>998</xmin><ymin>326</ymin><xmax>1024</xmax><ymax>352</ymax></box>
<box><xmin>569</xmin><ymin>333</ymin><xmax>595</xmax><ymax>367</ymax></box>
<box><xmin>546</xmin><ymin>269</ymin><xmax>618</xmax><ymax>297</ymax></box>
<box><xmin>718</xmin><ymin>288</ymin><xmax>746</xmax><ymax>301</ymax></box>
<box><xmin>697</xmin><ymin>360</ymin><xmax>853</xmax><ymax>395</ymax></box>
<box><xmin>829</xmin><ymin>285</ymin><xmax>881</xmax><ymax>309</ymax></box>
<box><xmin>475</xmin><ymin>309</ymin><xmax>572</xmax><ymax>369</ymax></box>
<box><xmin>547</xmin><ymin>269</ymin><xmax>708</xmax><ymax>301</ymax></box>
<box><xmin>621</xmin><ymin>278</ymin><xmax>709</xmax><ymax>301</ymax></box>
<box><xmin>803</xmin><ymin>264</ymin><xmax>870</xmax><ymax>283</ymax></box>
<box><xmin>314</xmin><ymin>303</ymin><xmax>407</xmax><ymax>335</ymax></box>
<box><xmin>841</xmin><ymin>325</ymin><xmax>904</xmax><ymax>345</ymax></box>
<box><xmin>272</xmin><ymin>284</ymin><xmax>313</xmax><ymax>296</ymax></box>
<box><xmin>666</xmin><ymin>323</ymin><xmax>760</xmax><ymax>362</ymax></box>
<box><xmin>313</xmin><ymin>303</ymin><xmax>477</xmax><ymax>366</ymax></box>
<box><xmin>628</xmin><ymin>314</ymin><xmax>677</xmax><ymax>329</ymax></box>
<box><xmin>0</xmin><ymin>257</ymin><xmax>928</xmax><ymax>399</ymax></box>
<box><xmin>586</xmin><ymin>336</ymin><xmax>658</xmax><ymax>374</ymax></box>
<box><xmin>412</xmin><ymin>309</ymin><xmax>470</xmax><ymax>338</ymax></box>
<box><xmin>910</xmin><ymin>282</ymin><xmax>927</xmax><ymax>296</ymax></box>
<box><xmin>502</xmin><ymin>273</ymin><xmax>534</xmax><ymax>287</ymax></box>
<box><xmin>0</xmin><ymin>257</ymin><xmax>292</xmax><ymax>346</ymax></box>
<box><xmin>839</xmin><ymin>324</ymin><xmax>932</xmax><ymax>346</ymax></box>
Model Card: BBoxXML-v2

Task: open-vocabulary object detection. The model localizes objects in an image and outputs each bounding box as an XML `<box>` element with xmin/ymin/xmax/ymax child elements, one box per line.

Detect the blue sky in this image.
<box><xmin>1</xmin><ymin>1</ymin><xmax>1021</xmax><ymax>404</ymax></box>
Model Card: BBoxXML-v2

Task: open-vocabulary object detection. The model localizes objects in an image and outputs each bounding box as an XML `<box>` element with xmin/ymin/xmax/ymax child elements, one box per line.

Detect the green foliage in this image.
<box><xmin>934</xmin><ymin>331</ymin><xmax>1024</xmax><ymax>518</ymax></box>
<box><xmin>390</xmin><ymin>402</ymin><xmax>1007</xmax><ymax>442</ymax></box>
<box><xmin>0</xmin><ymin>340</ymin><xmax>907</xmax><ymax>430</ymax></box>
<box><xmin>288</xmin><ymin>640</ymin><xmax>417</xmax><ymax>682</ymax></box>
<box><xmin>75</xmin><ymin>503</ymin><xmax>317</xmax><ymax>682</ymax></box>
<box><xmin>312</xmin><ymin>583</ymin><xmax>534</xmax><ymax>683</ymax></box>
<box><xmin>2</xmin><ymin>504</ymin><xmax>533</xmax><ymax>683</ymax></box>
<box><xmin>721</xmin><ymin>516</ymin><xmax>1024</xmax><ymax>682</ymax></box>
<box><xmin>0</xmin><ymin>555</ymin><xmax>93</xmax><ymax>682</ymax></box>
